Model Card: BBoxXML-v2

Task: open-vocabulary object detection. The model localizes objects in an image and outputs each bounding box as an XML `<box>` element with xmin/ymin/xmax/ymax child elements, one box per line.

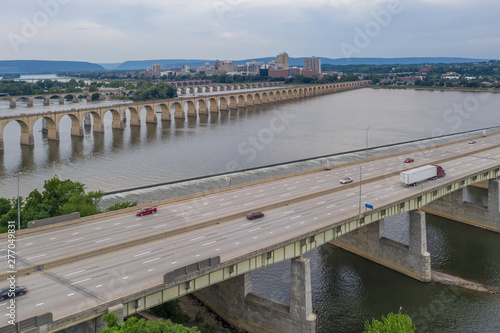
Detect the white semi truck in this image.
<box><xmin>400</xmin><ymin>164</ymin><xmax>446</xmax><ymax>186</ymax></box>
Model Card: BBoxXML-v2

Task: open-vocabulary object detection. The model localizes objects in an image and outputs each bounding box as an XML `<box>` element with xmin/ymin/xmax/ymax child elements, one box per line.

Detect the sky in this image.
<box><xmin>1</xmin><ymin>0</ymin><xmax>499</xmax><ymax>64</ymax></box>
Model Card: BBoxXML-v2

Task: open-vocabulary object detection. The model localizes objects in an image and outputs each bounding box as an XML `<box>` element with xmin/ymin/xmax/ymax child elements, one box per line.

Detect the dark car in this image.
<box><xmin>136</xmin><ymin>207</ymin><xmax>157</xmax><ymax>216</ymax></box>
<box><xmin>468</xmin><ymin>139</ymin><xmax>476</xmax><ymax>144</ymax></box>
<box><xmin>0</xmin><ymin>286</ymin><xmax>27</xmax><ymax>301</ymax></box>
<box><xmin>404</xmin><ymin>158</ymin><xmax>414</xmax><ymax>163</ymax></box>
<box><xmin>246</xmin><ymin>211</ymin><xmax>264</xmax><ymax>220</ymax></box>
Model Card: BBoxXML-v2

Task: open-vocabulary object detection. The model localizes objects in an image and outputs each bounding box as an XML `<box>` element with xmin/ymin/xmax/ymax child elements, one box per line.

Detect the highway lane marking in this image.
<box><xmin>347</xmin><ymin>193</ymin><xmax>355</xmax><ymax>196</ymax></box>
<box><xmin>235</xmin><ymin>242</ymin><xmax>240</xmax><ymax>245</ymax></box>
<box><xmin>72</xmin><ymin>232</ymin><xmax>79</xmax><ymax>235</ymax></box>
<box><xmin>96</xmin><ymin>285</ymin><xmax>102</xmax><ymax>288</ymax></box>
<box><xmin>316</xmin><ymin>201</ymin><xmax>325</xmax><ymax>205</ymax></box>
<box><xmin>291</xmin><ymin>215</ymin><xmax>302</xmax><ymax>219</ymax></box>
<box><xmin>310</xmin><ymin>186</ymin><xmax>319</xmax><ymax>190</ymax></box>
<box><xmin>95</xmin><ymin>227</ymin><xmax>102</xmax><ymax>230</ymax></box>
<box><xmin>148</xmin><ymin>269</ymin><xmax>154</xmax><ymax>272</ymax></box>
<box><xmin>27</xmin><ymin>254</ymin><xmax>46</xmax><ymax>260</ymax></box>
<box><xmin>241</xmin><ymin>223</ymin><xmax>253</xmax><ymax>227</ymax></box>
<box><xmin>95</xmin><ymin>238</ymin><xmax>112</xmax><ymax>243</ymax></box>
<box><xmin>65</xmin><ymin>270</ymin><xmax>86</xmax><ymax>277</ymax></box>
<box><xmin>253</xmin><ymin>236</ymin><xmax>258</xmax><ymax>239</ymax></box>
<box><xmin>281</xmin><ymin>193</ymin><xmax>290</xmax><ymax>196</ymax></box>
<box><xmin>123</xmin><ymin>277</ymin><xmax>129</xmax><ymax>280</ymax></box>
<box><xmin>68</xmin><ymin>293</ymin><xmax>75</xmax><ymax>296</ymax></box>
<box><xmin>202</xmin><ymin>241</ymin><xmax>217</xmax><ymax>246</ymax></box>
<box><xmin>283</xmin><ymin>211</ymin><xmax>294</xmax><ymax>214</ymax></box>
<box><xmin>36</xmin><ymin>303</ymin><xmax>44</xmax><ymax>306</ymax></box>
<box><xmin>171</xmin><ymin>261</ymin><xmax>178</xmax><ymax>265</ymax></box>
<box><xmin>254</xmin><ymin>194</ymin><xmax>264</xmax><ymax>198</ymax></box>
<box><xmin>243</xmin><ymin>202</ymin><xmax>255</xmax><ymax>206</ymax></box>
<box><xmin>134</xmin><ymin>251</ymin><xmax>151</xmax><ymax>257</ymax></box>
<box><xmin>25</xmin><ymin>243</ymin><xmax>33</xmax><ymax>246</ymax></box>
<box><xmin>327</xmin><ymin>204</ymin><xmax>336</xmax><ymax>208</ymax></box>
<box><xmin>71</xmin><ymin>278</ymin><xmax>91</xmax><ymax>285</ymax></box>
<box><xmin>202</xmin><ymin>212</ymin><xmax>214</xmax><ymax>217</ymax></box>
<box><xmin>153</xmin><ymin>224</ymin><xmax>168</xmax><ymax>229</ymax></box>
<box><xmin>248</xmin><ymin>227</ymin><xmax>261</xmax><ymax>232</ymax></box>
<box><xmin>220</xmin><ymin>202</ymin><xmax>231</xmax><ymax>206</ymax></box>
<box><xmin>142</xmin><ymin>258</ymin><xmax>160</xmax><ymax>264</ymax></box>
<box><xmin>126</xmin><ymin>224</ymin><xmax>141</xmax><ymax>229</ymax></box>
<box><xmin>66</xmin><ymin>238</ymin><xmax>84</xmax><ymax>243</ymax></box>
<box><xmin>190</xmin><ymin>236</ymin><xmax>205</xmax><ymax>241</ymax></box>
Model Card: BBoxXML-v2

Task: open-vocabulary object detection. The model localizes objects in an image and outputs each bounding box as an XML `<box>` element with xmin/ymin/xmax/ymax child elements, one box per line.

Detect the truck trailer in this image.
<box><xmin>400</xmin><ymin>164</ymin><xmax>446</xmax><ymax>186</ymax></box>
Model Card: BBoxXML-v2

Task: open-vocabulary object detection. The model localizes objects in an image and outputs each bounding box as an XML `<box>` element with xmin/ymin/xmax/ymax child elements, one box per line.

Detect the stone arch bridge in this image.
<box><xmin>1</xmin><ymin>92</ymin><xmax>106</xmax><ymax>108</ymax></box>
<box><xmin>0</xmin><ymin>81</ymin><xmax>368</xmax><ymax>150</ymax></box>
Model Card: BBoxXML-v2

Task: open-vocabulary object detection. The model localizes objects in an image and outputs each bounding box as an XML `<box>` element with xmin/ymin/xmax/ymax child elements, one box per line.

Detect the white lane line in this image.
<box><xmin>243</xmin><ymin>202</ymin><xmax>255</xmax><ymax>206</ymax></box>
<box><xmin>254</xmin><ymin>194</ymin><xmax>264</xmax><ymax>198</ymax></box>
<box><xmin>220</xmin><ymin>202</ymin><xmax>231</xmax><ymax>206</ymax></box>
<box><xmin>143</xmin><ymin>258</ymin><xmax>160</xmax><ymax>264</ymax></box>
<box><xmin>253</xmin><ymin>236</ymin><xmax>258</xmax><ymax>239</ymax></box>
<box><xmin>96</xmin><ymin>285</ymin><xmax>102</xmax><ymax>288</ymax></box>
<box><xmin>283</xmin><ymin>211</ymin><xmax>294</xmax><ymax>215</ymax></box>
<box><xmin>281</xmin><ymin>193</ymin><xmax>290</xmax><ymax>196</ymax></box>
<box><xmin>191</xmin><ymin>236</ymin><xmax>205</xmax><ymax>241</ymax></box>
<box><xmin>347</xmin><ymin>193</ymin><xmax>355</xmax><ymax>197</ymax></box>
<box><xmin>202</xmin><ymin>241</ymin><xmax>217</xmax><ymax>246</ymax></box>
<box><xmin>235</xmin><ymin>242</ymin><xmax>240</xmax><ymax>245</ymax></box>
<box><xmin>241</xmin><ymin>223</ymin><xmax>253</xmax><ymax>227</ymax></box>
<box><xmin>126</xmin><ymin>224</ymin><xmax>141</xmax><ymax>229</ymax></box>
<box><xmin>114</xmin><ymin>223</ymin><xmax>121</xmax><ymax>225</ymax></box>
<box><xmin>71</xmin><ymin>278</ymin><xmax>91</xmax><ymax>285</ymax></box>
<box><xmin>248</xmin><ymin>227</ymin><xmax>261</xmax><ymax>232</ymax></box>
<box><xmin>171</xmin><ymin>261</ymin><xmax>178</xmax><ymax>264</ymax></box>
<box><xmin>202</xmin><ymin>212</ymin><xmax>213</xmax><ymax>217</ymax></box>
<box><xmin>148</xmin><ymin>269</ymin><xmax>154</xmax><ymax>272</ymax></box>
<box><xmin>310</xmin><ymin>186</ymin><xmax>319</xmax><ymax>190</ymax></box>
<box><xmin>316</xmin><ymin>201</ymin><xmax>325</xmax><ymax>205</ymax></box>
<box><xmin>27</xmin><ymin>254</ymin><xmax>46</xmax><ymax>260</ymax></box>
<box><xmin>50</xmin><ymin>237</ymin><xmax>56</xmax><ymax>240</ymax></box>
<box><xmin>25</xmin><ymin>243</ymin><xmax>32</xmax><ymax>246</ymax></box>
<box><xmin>36</xmin><ymin>303</ymin><xmax>44</xmax><ymax>306</ymax></box>
<box><xmin>67</xmin><ymin>293</ymin><xmax>75</xmax><ymax>296</ymax></box>
<box><xmin>95</xmin><ymin>227</ymin><xmax>102</xmax><ymax>230</ymax></box>
<box><xmin>123</xmin><ymin>277</ymin><xmax>129</xmax><ymax>280</ymax></box>
<box><xmin>65</xmin><ymin>270</ymin><xmax>86</xmax><ymax>277</ymax></box>
<box><xmin>327</xmin><ymin>204</ymin><xmax>336</xmax><ymax>208</ymax></box>
<box><xmin>134</xmin><ymin>251</ymin><xmax>151</xmax><ymax>257</ymax></box>
<box><xmin>72</xmin><ymin>232</ymin><xmax>79</xmax><ymax>235</ymax></box>
<box><xmin>153</xmin><ymin>224</ymin><xmax>167</xmax><ymax>229</ymax></box>
<box><xmin>66</xmin><ymin>238</ymin><xmax>84</xmax><ymax>243</ymax></box>
<box><xmin>290</xmin><ymin>215</ymin><xmax>302</xmax><ymax>219</ymax></box>
<box><xmin>95</xmin><ymin>238</ymin><xmax>111</xmax><ymax>243</ymax></box>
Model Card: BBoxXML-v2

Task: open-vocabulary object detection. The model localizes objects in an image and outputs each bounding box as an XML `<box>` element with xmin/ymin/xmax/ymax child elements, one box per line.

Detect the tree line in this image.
<box><xmin>0</xmin><ymin>176</ymin><xmax>135</xmax><ymax>233</ymax></box>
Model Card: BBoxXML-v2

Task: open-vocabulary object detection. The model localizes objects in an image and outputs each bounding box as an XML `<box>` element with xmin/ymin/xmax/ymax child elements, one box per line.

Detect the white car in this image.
<box><xmin>340</xmin><ymin>177</ymin><xmax>353</xmax><ymax>184</ymax></box>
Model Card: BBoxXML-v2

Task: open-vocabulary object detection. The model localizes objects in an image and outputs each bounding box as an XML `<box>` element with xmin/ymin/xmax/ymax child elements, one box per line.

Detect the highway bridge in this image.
<box><xmin>0</xmin><ymin>81</ymin><xmax>367</xmax><ymax>150</ymax></box>
<box><xmin>1</xmin><ymin>131</ymin><xmax>500</xmax><ymax>332</ymax></box>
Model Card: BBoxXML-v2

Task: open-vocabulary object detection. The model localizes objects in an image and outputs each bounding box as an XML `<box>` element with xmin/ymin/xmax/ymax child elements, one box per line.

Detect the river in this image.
<box><xmin>1</xmin><ymin>87</ymin><xmax>499</xmax><ymax>332</ymax></box>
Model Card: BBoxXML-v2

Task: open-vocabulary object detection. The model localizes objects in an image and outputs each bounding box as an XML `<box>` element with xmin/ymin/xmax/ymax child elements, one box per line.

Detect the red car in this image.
<box><xmin>246</xmin><ymin>211</ymin><xmax>264</xmax><ymax>220</ymax></box>
<box><xmin>136</xmin><ymin>207</ymin><xmax>157</xmax><ymax>216</ymax></box>
<box><xmin>404</xmin><ymin>158</ymin><xmax>414</xmax><ymax>163</ymax></box>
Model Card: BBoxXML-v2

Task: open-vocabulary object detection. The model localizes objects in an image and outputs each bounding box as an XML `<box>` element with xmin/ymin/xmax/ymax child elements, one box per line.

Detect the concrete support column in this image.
<box><xmin>331</xmin><ymin>211</ymin><xmax>431</xmax><ymax>282</ymax></box>
<box><xmin>0</xmin><ymin>137</ymin><xmax>4</xmax><ymax>151</ymax></box>
<box><xmin>71</xmin><ymin>126</ymin><xmax>83</xmax><ymax>137</ymax></box>
<box><xmin>27</xmin><ymin>98</ymin><xmax>33</xmax><ymax>107</ymax></box>
<box><xmin>43</xmin><ymin>98</ymin><xmax>50</xmax><ymax>106</ymax></box>
<box><xmin>20</xmin><ymin>131</ymin><xmax>34</xmax><ymax>146</ymax></box>
<box><xmin>72</xmin><ymin>96</ymin><xmax>79</xmax><ymax>103</ymax></box>
<box><xmin>146</xmin><ymin>113</ymin><xmax>158</xmax><ymax>124</ymax></box>
<box><xmin>10</xmin><ymin>99</ymin><xmax>16</xmax><ymax>108</ymax></box>
<box><xmin>59</xmin><ymin>97</ymin><xmax>65</xmax><ymax>104</ymax></box>
<box><xmin>194</xmin><ymin>257</ymin><xmax>316</xmax><ymax>333</ymax></box>
<box><xmin>487</xmin><ymin>179</ymin><xmax>500</xmax><ymax>214</ymax></box>
<box><xmin>422</xmin><ymin>183</ymin><xmax>500</xmax><ymax>233</ymax></box>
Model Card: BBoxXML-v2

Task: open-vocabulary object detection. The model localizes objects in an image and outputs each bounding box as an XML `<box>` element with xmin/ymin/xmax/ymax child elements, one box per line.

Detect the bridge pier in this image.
<box><xmin>331</xmin><ymin>210</ymin><xmax>431</xmax><ymax>282</ymax></box>
<box><xmin>194</xmin><ymin>257</ymin><xmax>316</xmax><ymax>333</ymax></box>
<box><xmin>27</xmin><ymin>98</ymin><xmax>33</xmax><ymax>107</ymax></box>
<box><xmin>422</xmin><ymin>180</ymin><xmax>500</xmax><ymax>233</ymax></box>
<box><xmin>10</xmin><ymin>100</ymin><xmax>16</xmax><ymax>108</ymax></box>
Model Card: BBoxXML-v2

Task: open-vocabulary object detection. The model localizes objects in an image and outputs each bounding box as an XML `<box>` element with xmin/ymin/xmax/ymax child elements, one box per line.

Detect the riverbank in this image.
<box><xmin>368</xmin><ymin>85</ymin><xmax>500</xmax><ymax>93</ymax></box>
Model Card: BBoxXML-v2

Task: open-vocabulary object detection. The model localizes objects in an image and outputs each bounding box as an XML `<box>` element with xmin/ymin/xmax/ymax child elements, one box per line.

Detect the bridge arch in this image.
<box><xmin>172</xmin><ymin>102</ymin><xmax>184</xmax><ymax>119</ymax></box>
<box><xmin>186</xmin><ymin>100</ymin><xmax>196</xmax><ymax>117</ymax></box>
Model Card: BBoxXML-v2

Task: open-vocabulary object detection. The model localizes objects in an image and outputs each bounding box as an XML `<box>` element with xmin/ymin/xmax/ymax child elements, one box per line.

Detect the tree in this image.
<box><xmin>364</xmin><ymin>311</ymin><xmax>416</xmax><ymax>333</ymax></box>
<box><xmin>100</xmin><ymin>312</ymin><xmax>201</xmax><ymax>333</ymax></box>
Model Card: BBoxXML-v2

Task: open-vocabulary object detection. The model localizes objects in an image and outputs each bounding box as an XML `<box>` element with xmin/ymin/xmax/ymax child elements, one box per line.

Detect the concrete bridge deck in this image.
<box><xmin>1</xmin><ymin>130</ymin><xmax>499</xmax><ymax>332</ymax></box>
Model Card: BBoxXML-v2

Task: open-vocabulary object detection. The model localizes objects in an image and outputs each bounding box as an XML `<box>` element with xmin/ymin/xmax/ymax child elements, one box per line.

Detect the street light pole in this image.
<box><xmin>17</xmin><ymin>172</ymin><xmax>21</xmax><ymax>230</ymax></box>
<box><xmin>359</xmin><ymin>165</ymin><xmax>362</xmax><ymax>215</ymax></box>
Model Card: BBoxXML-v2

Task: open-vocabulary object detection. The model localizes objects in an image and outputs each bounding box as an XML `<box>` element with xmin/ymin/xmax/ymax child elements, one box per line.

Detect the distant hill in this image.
<box><xmin>1</xmin><ymin>57</ymin><xmax>493</xmax><ymax>74</ymax></box>
<box><xmin>0</xmin><ymin>60</ymin><xmax>104</xmax><ymax>74</ymax></box>
<box><xmin>116</xmin><ymin>57</ymin><xmax>491</xmax><ymax>71</ymax></box>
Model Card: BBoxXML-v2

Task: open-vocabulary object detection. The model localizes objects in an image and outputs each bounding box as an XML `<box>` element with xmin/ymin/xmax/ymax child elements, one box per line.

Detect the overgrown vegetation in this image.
<box><xmin>100</xmin><ymin>312</ymin><xmax>202</xmax><ymax>333</ymax></box>
<box><xmin>364</xmin><ymin>311</ymin><xmax>417</xmax><ymax>333</ymax></box>
<box><xmin>0</xmin><ymin>176</ymin><xmax>136</xmax><ymax>233</ymax></box>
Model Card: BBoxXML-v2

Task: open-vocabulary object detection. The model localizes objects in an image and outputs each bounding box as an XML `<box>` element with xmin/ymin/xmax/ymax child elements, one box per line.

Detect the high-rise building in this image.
<box><xmin>152</xmin><ymin>63</ymin><xmax>161</xmax><ymax>73</ymax></box>
<box><xmin>277</xmin><ymin>52</ymin><xmax>289</xmax><ymax>70</ymax></box>
<box><xmin>303</xmin><ymin>56</ymin><xmax>321</xmax><ymax>75</ymax></box>
<box><xmin>218</xmin><ymin>60</ymin><xmax>235</xmax><ymax>73</ymax></box>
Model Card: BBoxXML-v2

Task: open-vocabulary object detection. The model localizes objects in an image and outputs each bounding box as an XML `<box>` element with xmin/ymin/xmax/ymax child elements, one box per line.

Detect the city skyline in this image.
<box><xmin>1</xmin><ymin>0</ymin><xmax>499</xmax><ymax>64</ymax></box>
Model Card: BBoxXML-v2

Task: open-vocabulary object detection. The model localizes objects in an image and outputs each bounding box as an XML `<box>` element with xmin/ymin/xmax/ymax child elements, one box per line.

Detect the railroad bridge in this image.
<box><xmin>0</xmin><ymin>81</ymin><xmax>368</xmax><ymax>150</ymax></box>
